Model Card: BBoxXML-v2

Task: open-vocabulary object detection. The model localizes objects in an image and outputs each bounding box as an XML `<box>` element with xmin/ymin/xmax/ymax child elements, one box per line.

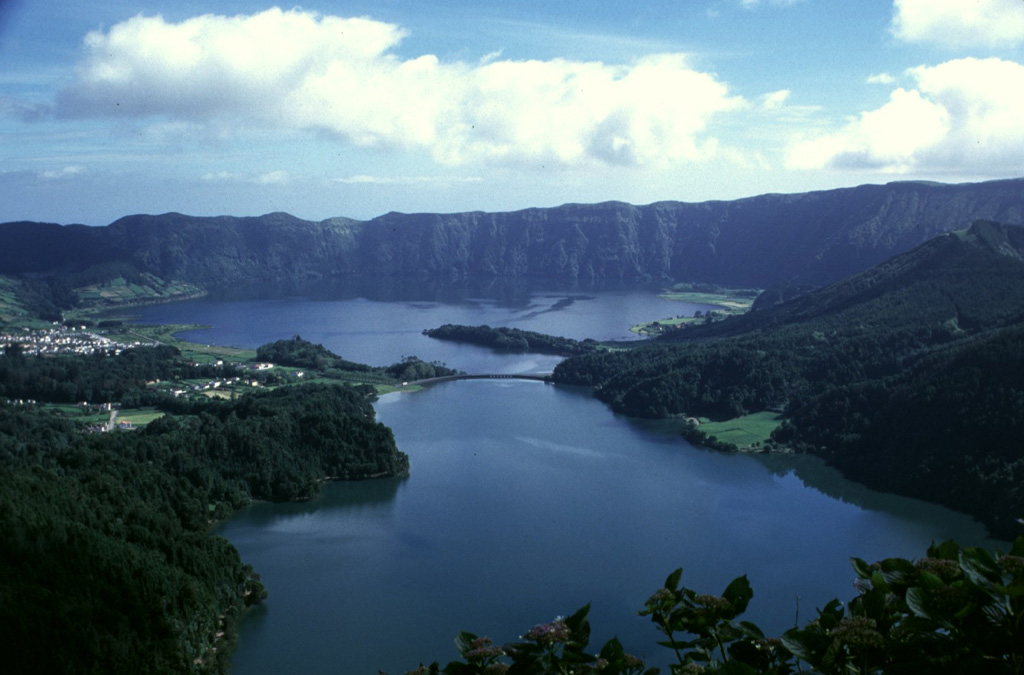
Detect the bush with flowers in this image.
<box><xmin>389</xmin><ymin>536</ymin><xmax>1024</xmax><ymax>675</ymax></box>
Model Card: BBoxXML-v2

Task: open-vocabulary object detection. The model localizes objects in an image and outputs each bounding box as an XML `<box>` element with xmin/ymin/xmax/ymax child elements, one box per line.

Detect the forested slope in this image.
<box><xmin>553</xmin><ymin>221</ymin><xmax>1024</xmax><ymax>537</ymax></box>
<box><xmin>0</xmin><ymin>346</ymin><xmax>407</xmax><ymax>673</ymax></box>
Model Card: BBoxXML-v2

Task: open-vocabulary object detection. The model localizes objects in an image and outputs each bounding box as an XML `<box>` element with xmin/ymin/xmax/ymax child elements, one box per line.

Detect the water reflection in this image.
<box><xmin>223</xmin><ymin>476</ymin><xmax>406</xmax><ymax>528</ymax></box>
<box><xmin>754</xmin><ymin>453</ymin><xmax>1006</xmax><ymax>545</ymax></box>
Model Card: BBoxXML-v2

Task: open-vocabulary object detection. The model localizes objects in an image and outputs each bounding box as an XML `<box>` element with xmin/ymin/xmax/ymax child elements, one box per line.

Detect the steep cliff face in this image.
<box><xmin>354</xmin><ymin>203</ymin><xmax>679</xmax><ymax>280</ymax></box>
<box><xmin>2</xmin><ymin>178</ymin><xmax>1023</xmax><ymax>288</ymax></box>
<box><xmin>102</xmin><ymin>211</ymin><xmax>362</xmax><ymax>284</ymax></box>
<box><xmin>354</xmin><ymin>179</ymin><xmax>1024</xmax><ymax>286</ymax></box>
<box><xmin>654</xmin><ymin>179</ymin><xmax>1024</xmax><ymax>286</ymax></box>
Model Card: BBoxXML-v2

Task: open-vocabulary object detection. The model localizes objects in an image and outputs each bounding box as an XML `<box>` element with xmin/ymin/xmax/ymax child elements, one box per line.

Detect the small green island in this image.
<box><xmin>423</xmin><ymin>323</ymin><xmax>600</xmax><ymax>355</ymax></box>
<box><xmin>629</xmin><ymin>283</ymin><xmax>761</xmax><ymax>336</ymax></box>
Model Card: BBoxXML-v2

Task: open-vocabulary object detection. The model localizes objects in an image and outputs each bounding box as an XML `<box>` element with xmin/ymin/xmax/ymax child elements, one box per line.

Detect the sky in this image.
<box><xmin>1</xmin><ymin>0</ymin><xmax>1023</xmax><ymax>225</ymax></box>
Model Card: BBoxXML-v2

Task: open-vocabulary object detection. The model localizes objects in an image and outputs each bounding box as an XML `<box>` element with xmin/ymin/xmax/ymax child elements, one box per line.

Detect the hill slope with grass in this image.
<box><xmin>553</xmin><ymin>221</ymin><xmax>1024</xmax><ymax>537</ymax></box>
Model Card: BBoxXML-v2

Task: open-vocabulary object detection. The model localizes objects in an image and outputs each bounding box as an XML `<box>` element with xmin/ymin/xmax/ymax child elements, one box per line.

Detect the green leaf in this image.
<box><xmin>860</xmin><ymin>584</ymin><xmax>889</xmax><ymax>622</ymax></box>
<box><xmin>598</xmin><ymin>636</ymin><xmax>625</xmax><ymax>661</ymax></box>
<box><xmin>1006</xmin><ymin>580</ymin><xmax>1024</xmax><ymax>598</ymax></box>
<box><xmin>722</xmin><ymin>575</ymin><xmax>754</xmax><ymax>614</ymax></box>
<box><xmin>566</xmin><ymin>604</ymin><xmax>592</xmax><ymax>648</ymax></box>
<box><xmin>850</xmin><ymin>557</ymin><xmax>873</xmax><ymax>579</ymax></box>
<box><xmin>981</xmin><ymin>603</ymin><xmax>1007</xmax><ymax>625</ymax></box>
<box><xmin>454</xmin><ymin>631</ymin><xmax>478</xmax><ymax>655</ymax></box>
<box><xmin>879</xmin><ymin>557</ymin><xmax>917</xmax><ymax>587</ymax></box>
<box><xmin>780</xmin><ymin>629</ymin><xmax>825</xmax><ymax>662</ymax></box>
<box><xmin>818</xmin><ymin>599</ymin><xmax>845</xmax><ymax>627</ymax></box>
<box><xmin>717</xmin><ymin>659</ymin><xmax>759</xmax><ymax>675</ymax></box>
<box><xmin>665</xmin><ymin>568</ymin><xmax>683</xmax><ymax>591</ymax></box>
<box><xmin>870</xmin><ymin>571</ymin><xmax>889</xmax><ymax>593</ymax></box>
<box><xmin>929</xmin><ymin>540</ymin><xmax>961</xmax><ymax>560</ymax></box>
<box><xmin>905</xmin><ymin>587</ymin><xmax>932</xmax><ymax>619</ymax></box>
<box><xmin>736</xmin><ymin>621</ymin><xmax>765</xmax><ymax>640</ymax></box>
<box><xmin>898</xmin><ymin>615</ymin><xmax>940</xmax><ymax>635</ymax></box>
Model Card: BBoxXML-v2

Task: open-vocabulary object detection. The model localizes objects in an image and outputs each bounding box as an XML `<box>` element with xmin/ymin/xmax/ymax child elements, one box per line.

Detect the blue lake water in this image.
<box><xmin>132</xmin><ymin>279</ymin><xmax>1000</xmax><ymax>674</ymax></box>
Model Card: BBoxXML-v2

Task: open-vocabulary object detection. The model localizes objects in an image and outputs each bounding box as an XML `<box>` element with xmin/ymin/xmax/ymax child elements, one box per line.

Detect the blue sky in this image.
<box><xmin>2</xmin><ymin>0</ymin><xmax>1023</xmax><ymax>224</ymax></box>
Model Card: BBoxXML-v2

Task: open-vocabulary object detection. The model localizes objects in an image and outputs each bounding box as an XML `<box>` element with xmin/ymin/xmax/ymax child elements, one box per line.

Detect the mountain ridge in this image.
<box><xmin>3</xmin><ymin>178</ymin><xmax>1024</xmax><ymax>295</ymax></box>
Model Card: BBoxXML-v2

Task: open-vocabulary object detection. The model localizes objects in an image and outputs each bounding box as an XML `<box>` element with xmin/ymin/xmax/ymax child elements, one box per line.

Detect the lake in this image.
<box><xmin>132</xmin><ymin>278</ymin><xmax>1000</xmax><ymax>674</ymax></box>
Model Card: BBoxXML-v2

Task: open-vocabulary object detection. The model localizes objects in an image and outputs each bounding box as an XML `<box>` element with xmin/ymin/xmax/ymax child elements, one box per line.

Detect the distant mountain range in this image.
<box><xmin>3</xmin><ymin>178</ymin><xmax>1024</xmax><ymax>293</ymax></box>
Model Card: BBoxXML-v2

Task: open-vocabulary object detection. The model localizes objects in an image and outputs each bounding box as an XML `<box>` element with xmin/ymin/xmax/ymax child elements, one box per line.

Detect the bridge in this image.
<box><xmin>401</xmin><ymin>372</ymin><xmax>553</xmax><ymax>387</ymax></box>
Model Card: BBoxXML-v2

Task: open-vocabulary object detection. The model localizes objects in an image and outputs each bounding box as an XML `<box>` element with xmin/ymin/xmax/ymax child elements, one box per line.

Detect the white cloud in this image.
<box><xmin>760</xmin><ymin>89</ymin><xmax>790</xmax><ymax>110</ymax></box>
<box><xmin>201</xmin><ymin>169</ymin><xmax>292</xmax><ymax>184</ymax></box>
<box><xmin>866</xmin><ymin>73</ymin><xmax>895</xmax><ymax>85</ymax></box>
<box><xmin>40</xmin><ymin>165</ymin><xmax>85</xmax><ymax>179</ymax></box>
<box><xmin>56</xmin><ymin>8</ymin><xmax>744</xmax><ymax>169</ymax></box>
<box><xmin>257</xmin><ymin>170</ymin><xmax>289</xmax><ymax>185</ymax></box>
<box><xmin>891</xmin><ymin>0</ymin><xmax>1024</xmax><ymax>48</ymax></box>
<box><xmin>787</xmin><ymin>57</ymin><xmax>1024</xmax><ymax>174</ymax></box>
<box><xmin>201</xmin><ymin>171</ymin><xmax>240</xmax><ymax>182</ymax></box>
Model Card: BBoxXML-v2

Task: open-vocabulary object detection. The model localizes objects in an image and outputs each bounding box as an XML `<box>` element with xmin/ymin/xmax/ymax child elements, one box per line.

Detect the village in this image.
<box><xmin>0</xmin><ymin>324</ymin><xmax>147</xmax><ymax>357</ymax></box>
<box><xmin>0</xmin><ymin>325</ymin><xmax>302</xmax><ymax>433</ymax></box>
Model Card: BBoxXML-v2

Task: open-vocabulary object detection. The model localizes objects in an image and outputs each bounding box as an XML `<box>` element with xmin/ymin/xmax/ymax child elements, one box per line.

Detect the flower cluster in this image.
<box><xmin>523</xmin><ymin>619</ymin><xmax>571</xmax><ymax>645</ymax></box>
<box><xmin>643</xmin><ymin>587</ymin><xmax>676</xmax><ymax>614</ymax></box>
<box><xmin>998</xmin><ymin>554</ymin><xmax>1024</xmax><ymax>576</ymax></box>
<box><xmin>927</xmin><ymin>584</ymin><xmax>972</xmax><ymax>615</ymax></box>
<box><xmin>828</xmin><ymin>616</ymin><xmax>885</xmax><ymax>649</ymax></box>
<box><xmin>464</xmin><ymin>637</ymin><xmax>504</xmax><ymax>663</ymax></box>
<box><xmin>915</xmin><ymin>556</ymin><xmax>962</xmax><ymax>582</ymax></box>
<box><xmin>693</xmin><ymin>594</ymin><xmax>731</xmax><ymax>610</ymax></box>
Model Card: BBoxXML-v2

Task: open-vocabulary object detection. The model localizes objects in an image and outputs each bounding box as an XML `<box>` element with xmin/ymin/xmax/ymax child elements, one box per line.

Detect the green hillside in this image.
<box><xmin>553</xmin><ymin>221</ymin><xmax>1024</xmax><ymax>537</ymax></box>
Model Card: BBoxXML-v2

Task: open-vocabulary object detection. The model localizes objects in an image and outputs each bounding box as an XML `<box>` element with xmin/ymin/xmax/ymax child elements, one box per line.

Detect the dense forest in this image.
<box><xmin>3</xmin><ymin>180</ymin><xmax>1024</xmax><ymax>323</ymax></box>
<box><xmin>553</xmin><ymin>222</ymin><xmax>1024</xmax><ymax>538</ymax></box>
<box><xmin>0</xmin><ymin>344</ymin><xmax>408</xmax><ymax>673</ymax></box>
<box><xmin>0</xmin><ymin>344</ymin><xmax>229</xmax><ymax>404</ymax></box>
<box><xmin>423</xmin><ymin>324</ymin><xmax>599</xmax><ymax>355</ymax></box>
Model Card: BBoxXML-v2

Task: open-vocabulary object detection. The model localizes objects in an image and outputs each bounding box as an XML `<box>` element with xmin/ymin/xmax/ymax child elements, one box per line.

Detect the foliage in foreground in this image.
<box><xmin>394</xmin><ymin>537</ymin><xmax>1024</xmax><ymax>675</ymax></box>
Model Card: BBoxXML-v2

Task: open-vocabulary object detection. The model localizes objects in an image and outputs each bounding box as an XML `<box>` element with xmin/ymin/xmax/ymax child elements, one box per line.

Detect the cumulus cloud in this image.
<box><xmin>57</xmin><ymin>7</ymin><xmax>744</xmax><ymax>168</ymax></box>
<box><xmin>866</xmin><ymin>73</ymin><xmax>896</xmax><ymax>85</ymax></box>
<box><xmin>787</xmin><ymin>57</ymin><xmax>1024</xmax><ymax>174</ymax></box>
<box><xmin>891</xmin><ymin>0</ymin><xmax>1024</xmax><ymax>48</ymax></box>
<box><xmin>760</xmin><ymin>89</ymin><xmax>790</xmax><ymax>110</ymax></box>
